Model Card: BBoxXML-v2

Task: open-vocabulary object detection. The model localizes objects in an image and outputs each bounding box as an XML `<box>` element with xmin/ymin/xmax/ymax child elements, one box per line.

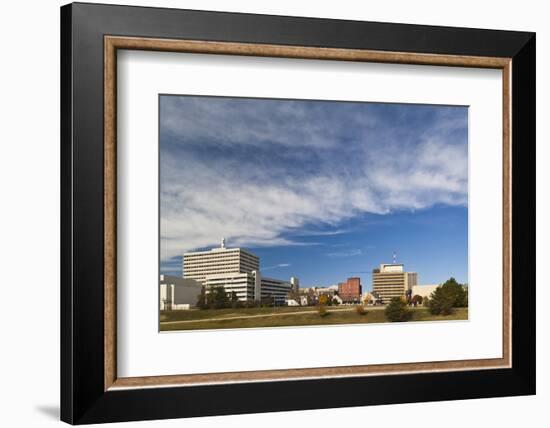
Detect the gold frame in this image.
<box><xmin>104</xmin><ymin>36</ymin><xmax>512</xmax><ymax>391</ymax></box>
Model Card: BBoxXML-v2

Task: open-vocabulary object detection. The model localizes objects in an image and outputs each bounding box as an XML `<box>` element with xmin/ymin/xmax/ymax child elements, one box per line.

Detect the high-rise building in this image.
<box><xmin>183</xmin><ymin>238</ymin><xmax>259</xmax><ymax>283</ymax></box>
<box><xmin>372</xmin><ymin>263</ymin><xmax>417</xmax><ymax>303</ymax></box>
<box><xmin>338</xmin><ymin>277</ymin><xmax>362</xmax><ymax>303</ymax></box>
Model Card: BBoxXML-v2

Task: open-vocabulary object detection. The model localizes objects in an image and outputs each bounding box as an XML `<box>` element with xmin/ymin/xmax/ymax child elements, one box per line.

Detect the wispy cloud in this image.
<box><xmin>160</xmin><ymin>96</ymin><xmax>468</xmax><ymax>261</ymax></box>
<box><xmin>262</xmin><ymin>263</ymin><xmax>291</xmax><ymax>271</ymax></box>
<box><xmin>326</xmin><ymin>249</ymin><xmax>363</xmax><ymax>258</ymax></box>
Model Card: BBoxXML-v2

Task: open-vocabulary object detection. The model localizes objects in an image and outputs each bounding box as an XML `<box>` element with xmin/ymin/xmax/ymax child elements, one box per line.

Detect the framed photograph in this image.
<box><xmin>61</xmin><ymin>2</ymin><xmax>535</xmax><ymax>424</ymax></box>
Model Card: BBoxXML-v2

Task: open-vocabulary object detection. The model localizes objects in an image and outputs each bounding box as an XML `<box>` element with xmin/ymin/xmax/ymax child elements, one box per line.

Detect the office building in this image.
<box><xmin>202</xmin><ymin>272</ymin><xmax>258</xmax><ymax>301</ymax></box>
<box><xmin>183</xmin><ymin>237</ymin><xmax>259</xmax><ymax>283</ymax></box>
<box><xmin>202</xmin><ymin>270</ymin><xmax>295</xmax><ymax>305</ymax></box>
<box><xmin>338</xmin><ymin>277</ymin><xmax>362</xmax><ymax>303</ymax></box>
<box><xmin>372</xmin><ymin>263</ymin><xmax>417</xmax><ymax>303</ymax></box>
<box><xmin>259</xmin><ymin>274</ymin><xmax>296</xmax><ymax>305</ymax></box>
<box><xmin>182</xmin><ymin>238</ymin><xmax>296</xmax><ymax>304</ymax></box>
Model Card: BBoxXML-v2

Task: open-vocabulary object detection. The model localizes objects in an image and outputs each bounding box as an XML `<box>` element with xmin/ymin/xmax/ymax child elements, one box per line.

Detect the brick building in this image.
<box><xmin>338</xmin><ymin>277</ymin><xmax>362</xmax><ymax>303</ymax></box>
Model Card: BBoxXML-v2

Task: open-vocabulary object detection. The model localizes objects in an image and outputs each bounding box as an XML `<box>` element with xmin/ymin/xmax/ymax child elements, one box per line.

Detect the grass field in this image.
<box><xmin>159</xmin><ymin>306</ymin><xmax>468</xmax><ymax>331</ymax></box>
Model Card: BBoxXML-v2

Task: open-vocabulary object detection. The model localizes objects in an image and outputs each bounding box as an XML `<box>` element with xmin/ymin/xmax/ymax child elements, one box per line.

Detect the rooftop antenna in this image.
<box><xmin>393</xmin><ymin>251</ymin><xmax>397</xmax><ymax>264</ymax></box>
<box><xmin>221</xmin><ymin>237</ymin><xmax>226</xmax><ymax>249</ymax></box>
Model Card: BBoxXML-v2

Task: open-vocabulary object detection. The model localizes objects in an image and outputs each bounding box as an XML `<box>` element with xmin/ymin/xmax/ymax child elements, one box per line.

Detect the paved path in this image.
<box><xmin>161</xmin><ymin>306</ymin><xmax>386</xmax><ymax>325</ymax></box>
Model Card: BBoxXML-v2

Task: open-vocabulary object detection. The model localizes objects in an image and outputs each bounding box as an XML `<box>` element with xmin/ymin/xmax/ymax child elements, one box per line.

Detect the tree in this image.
<box><xmin>411</xmin><ymin>295</ymin><xmax>423</xmax><ymax>306</ymax></box>
<box><xmin>208</xmin><ymin>286</ymin><xmax>231</xmax><ymax>309</ymax></box>
<box><xmin>196</xmin><ymin>287</ymin><xmax>208</xmax><ymax>309</ymax></box>
<box><xmin>428</xmin><ymin>277</ymin><xmax>468</xmax><ymax>315</ymax></box>
<box><xmin>385</xmin><ymin>297</ymin><xmax>412</xmax><ymax>322</ymax></box>
<box><xmin>427</xmin><ymin>287</ymin><xmax>454</xmax><ymax>315</ymax></box>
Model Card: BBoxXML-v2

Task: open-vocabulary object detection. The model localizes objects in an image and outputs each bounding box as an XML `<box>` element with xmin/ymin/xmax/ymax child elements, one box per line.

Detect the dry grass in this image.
<box><xmin>160</xmin><ymin>307</ymin><xmax>468</xmax><ymax>331</ymax></box>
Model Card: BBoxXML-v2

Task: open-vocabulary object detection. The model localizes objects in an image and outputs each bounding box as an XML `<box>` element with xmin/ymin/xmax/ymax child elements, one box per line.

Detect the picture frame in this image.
<box><xmin>61</xmin><ymin>2</ymin><xmax>535</xmax><ymax>424</ymax></box>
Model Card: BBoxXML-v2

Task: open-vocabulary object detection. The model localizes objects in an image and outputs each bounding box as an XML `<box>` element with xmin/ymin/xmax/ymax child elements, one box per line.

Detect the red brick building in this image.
<box><xmin>338</xmin><ymin>277</ymin><xmax>362</xmax><ymax>303</ymax></box>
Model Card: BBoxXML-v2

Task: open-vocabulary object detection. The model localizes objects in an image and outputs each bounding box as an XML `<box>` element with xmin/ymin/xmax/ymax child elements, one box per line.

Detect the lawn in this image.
<box><xmin>160</xmin><ymin>306</ymin><xmax>319</xmax><ymax>323</ymax></box>
<box><xmin>160</xmin><ymin>306</ymin><xmax>468</xmax><ymax>331</ymax></box>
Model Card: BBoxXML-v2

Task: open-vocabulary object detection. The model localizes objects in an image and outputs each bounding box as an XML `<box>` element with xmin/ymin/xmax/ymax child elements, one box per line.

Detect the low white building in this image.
<box><xmin>203</xmin><ymin>270</ymin><xmax>295</xmax><ymax>305</ymax></box>
<box><xmin>160</xmin><ymin>275</ymin><xmax>202</xmax><ymax>310</ymax></box>
<box><xmin>411</xmin><ymin>284</ymin><xmax>439</xmax><ymax>299</ymax></box>
<box><xmin>203</xmin><ymin>272</ymin><xmax>257</xmax><ymax>301</ymax></box>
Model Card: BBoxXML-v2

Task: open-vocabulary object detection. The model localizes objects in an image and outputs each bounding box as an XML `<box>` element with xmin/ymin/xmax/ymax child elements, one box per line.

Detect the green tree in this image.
<box><xmin>428</xmin><ymin>277</ymin><xmax>468</xmax><ymax>315</ymax></box>
<box><xmin>196</xmin><ymin>287</ymin><xmax>208</xmax><ymax>309</ymax></box>
<box><xmin>385</xmin><ymin>297</ymin><xmax>412</xmax><ymax>322</ymax></box>
<box><xmin>208</xmin><ymin>286</ymin><xmax>231</xmax><ymax>309</ymax></box>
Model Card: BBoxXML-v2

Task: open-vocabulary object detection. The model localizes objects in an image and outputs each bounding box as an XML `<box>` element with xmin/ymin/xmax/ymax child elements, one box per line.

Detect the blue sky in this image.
<box><xmin>159</xmin><ymin>95</ymin><xmax>468</xmax><ymax>289</ymax></box>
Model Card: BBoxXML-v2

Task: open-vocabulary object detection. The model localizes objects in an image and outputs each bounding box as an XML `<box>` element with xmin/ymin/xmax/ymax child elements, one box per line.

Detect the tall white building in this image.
<box><xmin>183</xmin><ymin>237</ymin><xmax>259</xmax><ymax>283</ymax></box>
<box><xmin>182</xmin><ymin>238</ymin><xmax>296</xmax><ymax>304</ymax></box>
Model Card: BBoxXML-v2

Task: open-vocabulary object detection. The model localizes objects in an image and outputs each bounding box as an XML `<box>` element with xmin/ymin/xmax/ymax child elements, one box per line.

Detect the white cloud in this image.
<box><xmin>159</xmin><ymin>99</ymin><xmax>468</xmax><ymax>261</ymax></box>
<box><xmin>262</xmin><ymin>263</ymin><xmax>291</xmax><ymax>271</ymax></box>
<box><xmin>326</xmin><ymin>249</ymin><xmax>363</xmax><ymax>258</ymax></box>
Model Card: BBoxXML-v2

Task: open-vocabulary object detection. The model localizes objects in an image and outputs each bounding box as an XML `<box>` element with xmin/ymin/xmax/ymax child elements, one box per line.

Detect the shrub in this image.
<box><xmin>318</xmin><ymin>294</ymin><xmax>329</xmax><ymax>306</ymax></box>
<box><xmin>318</xmin><ymin>305</ymin><xmax>329</xmax><ymax>317</ymax></box>
<box><xmin>231</xmin><ymin>299</ymin><xmax>244</xmax><ymax>309</ymax></box>
<box><xmin>385</xmin><ymin>297</ymin><xmax>412</xmax><ymax>322</ymax></box>
<box><xmin>355</xmin><ymin>305</ymin><xmax>368</xmax><ymax>315</ymax></box>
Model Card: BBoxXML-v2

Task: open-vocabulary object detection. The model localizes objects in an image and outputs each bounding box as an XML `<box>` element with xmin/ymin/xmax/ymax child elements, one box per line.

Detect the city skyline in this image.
<box><xmin>162</xmin><ymin>207</ymin><xmax>467</xmax><ymax>290</ymax></box>
<box><xmin>160</xmin><ymin>95</ymin><xmax>468</xmax><ymax>289</ymax></box>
